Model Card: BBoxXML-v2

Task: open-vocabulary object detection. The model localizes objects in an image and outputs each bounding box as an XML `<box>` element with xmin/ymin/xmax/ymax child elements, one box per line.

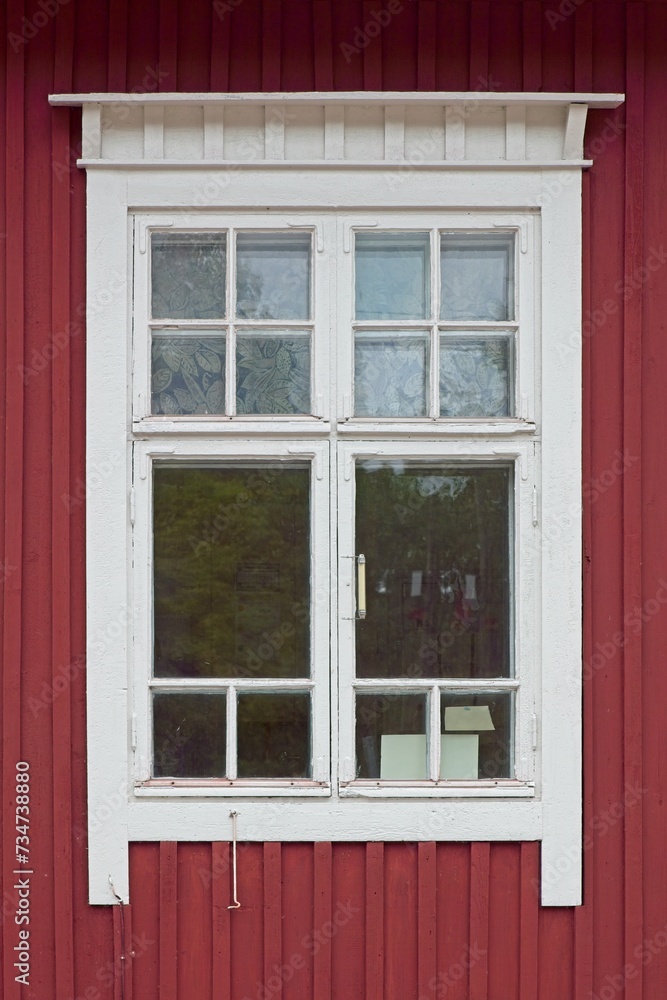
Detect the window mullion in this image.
<box><xmin>226</xmin><ymin>684</ymin><xmax>237</xmax><ymax>780</ymax></box>
<box><xmin>227</xmin><ymin>228</ymin><xmax>236</xmax><ymax>415</ymax></box>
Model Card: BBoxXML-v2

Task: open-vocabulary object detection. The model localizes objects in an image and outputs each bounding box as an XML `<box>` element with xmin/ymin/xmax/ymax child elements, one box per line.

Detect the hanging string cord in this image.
<box><xmin>228</xmin><ymin>811</ymin><xmax>241</xmax><ymax>910</ymax></box>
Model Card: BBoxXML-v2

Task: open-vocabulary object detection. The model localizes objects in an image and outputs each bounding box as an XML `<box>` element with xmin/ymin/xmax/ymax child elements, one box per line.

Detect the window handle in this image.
<box><xmin>357</xmin><ymin>554</ymin><xmax>366</xmax><ymax>620</ymax></box>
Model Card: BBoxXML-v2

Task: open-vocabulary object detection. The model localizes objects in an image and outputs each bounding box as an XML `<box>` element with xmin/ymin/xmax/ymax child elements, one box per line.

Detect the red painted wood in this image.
<box><xmin>211</xmin><ymin>843</ymin><xmax>232</xmax><ymax>1000</ymax></box>
<box><xmin>469</xmin><ymin>843</ymin><xmax>490</xmax><ymax>1000</ymax></box>
<box><xmin>229</xmin><ymin>843</ymin><xmax>264</xmax><ymax>1000</ymax></box>
<box><xmin>113</xmin><ymin>902</ymin><xmax>133</xmax><ymax>1000</ymax></box>
<box><xmin>282</xmin><ymin>844</ymin><xmax>313</xmax><ymax>1000</ymax></box>
<box><xmin>521</xmin><ymin>0</ymin><xmax>542</xmax><ymax>91</ymax></box>
<box><xmin>331</xmin><ymin>844</ymin><xmax>365</xmax><ymax>1000</ymax></box>
<box><xmin>519</xmin><ymin>843</ymin><xmax>539</xmax><ymax>1000</ymax></box>
<box><xmin>469</xmin><ymin>1</ymin><xmax>490</xmax><ymax>89</ymax></box>
<box><xmin>51</xmin><ymin>2</ymin><xmax>75</xmax><ymax>994</ymax></box>
<box><xmin>313</xmin><ymin>841</ymin><xmax>332</xmax><ymax>1000</ymax></box>
<box><xmin>263</xmin><ymin>843</ymin><xmax>283</xmax><ymax>1000</ymax></box>
<box><xmin>312</xmin><ymin>0</ymin><xmax>334</xmax><ymax>91</ymax></box>
<box><xmin>385</xmin><ymin>844</ymin><xmax>418</xmax><ymax>1000</ymax></box>
<box><xmin>159</xmin><ymin>842</ymin><xmax>178</xmax><ymax>1000</ymax></box>
<box><xmin>416</xmin><ymin>0</ymin><xmax>436</xmax><ymax>91</ymax></box>
<box><xmin>487</xmin><ymin>845</ymin><xmax>520</xmax><ymax>1000</ymax></box>
<box><xmin>417</xmin><ymin>843</ymin><xmax>437</xmax><ymax>1000</ymax></box>
<box><xmin>2</xmin><ymin>2</ymin><xmax>25</xmax><ymax>998</ymax></box>
<box><xmin>365</xmin><ymin>842</ymin><xmax>384</xmax><ymax>1000</ymax></box>
<box><xmin>362</xmin><ymin>0</ymin><xmax>383</xmax><ymax>91</ymax></box>
<box><xmin>159</xmin><ymin>0</ymin><xmax>179</xmax><ymax>90</ymax></box>
<box><xmin>209</xmin><ymin>0</ymin><xmax>231</xmax><ymax>92</ymax></box>
<box><xmin>622</xmin><ymin>8</ymin><xmax>645</xmax><ymax>1000</ymax></box>
<box><xmin>129</xmin><ymin>844</ymin><xmax>160</xmax><ymax>999</ymax></box>
<box><xmin>178</xmin><ymin>843</ymin><xmax>212</xmax><ymax>999</ymax></box>
<box><xmin>640</xmin><ymin>7</ymin><xmax>667</xmax><ymax>996</ymax></box>
<box><xmin>436</xmin><ymin>844</ymin><xmax>470</xmax><ymax>1000</ymax></box>
<box><xmin>262</xmin><ymin>0</ymin><xmax>282</xmax><ymax>91</ymax></box>
<box><xmin>488</xmin><ymin>2</ymin><xmax>524</xmax><ymax>91</ymax></box>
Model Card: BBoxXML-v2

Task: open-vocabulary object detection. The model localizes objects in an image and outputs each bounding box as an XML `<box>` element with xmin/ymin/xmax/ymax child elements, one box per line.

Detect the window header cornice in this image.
<box><xmin>49</xmin><ymin>91</ymin><xmax>624</xmax><ymax>170</ymax></box>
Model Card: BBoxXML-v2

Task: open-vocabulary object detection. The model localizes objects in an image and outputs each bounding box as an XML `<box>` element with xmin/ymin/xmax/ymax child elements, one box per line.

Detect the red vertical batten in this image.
<box><xmin>3</xmin><ymin>1</ymin><xmax>667</xmax><ymax>997</ymax></box>
<box><xmin>2</xmin><ymin>2</ymin><xmax>24</xmax><ymax>999</ymax></box>
<box><xmin>622</xmin><ymin>6</ymin><xmax>645</xmax><ymax>999</ymax></box>
<box><xmin>51</xmin><ymin>0</ymin><xmax>76</xmax><ymax>993</ymax></box>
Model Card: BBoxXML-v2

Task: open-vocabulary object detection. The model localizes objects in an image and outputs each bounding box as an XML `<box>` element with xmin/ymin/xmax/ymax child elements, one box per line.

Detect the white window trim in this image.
<box><xmin>49</xmin><ymin>90</ymin><xmax>624</xmax><ymax>908</ymax></box>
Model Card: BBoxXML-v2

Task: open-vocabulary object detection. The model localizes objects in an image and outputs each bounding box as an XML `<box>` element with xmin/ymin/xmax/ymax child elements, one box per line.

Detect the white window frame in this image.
<box><xmin>49</xmin><ymin>89</ymin><xmax>624</xmax><ymax>908</ymax></box>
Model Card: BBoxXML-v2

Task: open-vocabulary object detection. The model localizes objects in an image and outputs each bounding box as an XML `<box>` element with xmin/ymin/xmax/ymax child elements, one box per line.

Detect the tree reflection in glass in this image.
<box><xmin>153</xmin><ymin>464</ymin><xmax>310</xmax><ymax>680</ymax></box>
<box><xmin>355</xmin><ymin>464</ymin><xmax>511</xmax><ymax>680</ymax></box>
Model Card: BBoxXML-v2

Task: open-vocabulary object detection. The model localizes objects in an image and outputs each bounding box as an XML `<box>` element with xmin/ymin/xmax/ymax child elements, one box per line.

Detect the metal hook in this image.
<box><xmin>228</xmin><ymin>811</ymin><xmax>241</xmax><ymax>910</ymax></box>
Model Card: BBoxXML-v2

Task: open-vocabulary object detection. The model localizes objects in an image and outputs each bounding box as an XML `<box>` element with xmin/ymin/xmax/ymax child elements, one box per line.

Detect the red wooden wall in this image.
<box><xmin>1</xmin><ymin>1</ymin><xmax>665</xmax><ymax>997</ymax></box>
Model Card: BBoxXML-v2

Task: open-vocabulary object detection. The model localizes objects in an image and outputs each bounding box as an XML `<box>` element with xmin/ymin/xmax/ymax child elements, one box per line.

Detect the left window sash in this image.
<box><xmin>131</xmin><ymin>439</ymin><xmax>331</xmax><ymax>795</ymax></box>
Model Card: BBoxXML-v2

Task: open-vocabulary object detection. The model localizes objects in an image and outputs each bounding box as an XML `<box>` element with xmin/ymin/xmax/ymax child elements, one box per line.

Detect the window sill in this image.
<box><xmin>338</xmin><ymin>780</ymin><xmax>535</xmax><ymax>798</ymax></box>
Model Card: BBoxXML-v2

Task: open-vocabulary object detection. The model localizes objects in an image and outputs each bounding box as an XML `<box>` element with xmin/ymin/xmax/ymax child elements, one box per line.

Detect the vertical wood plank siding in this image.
<box><xmin>0</xmin><ymin>2</ymin><xmax>663</xmax><ymax>997</ymax></box>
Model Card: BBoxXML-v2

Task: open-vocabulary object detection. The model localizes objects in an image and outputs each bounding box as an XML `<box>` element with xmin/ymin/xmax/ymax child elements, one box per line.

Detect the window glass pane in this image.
<box><xmin>354</xmin><ymin>334</ymin><xmax>428</xmax><ymax>417</ymax></box>
<box><xmin>355</xmin><ymin>693</ymin><xmax>427</xmax><ymax>779</ymax></box>
<box><xmin>153</xmin><ymin>465</ymin><xmax>310</xmax><ymax>679</ymax></box>
<box><xmin>151</xmin><ymin>232</ymin><xmax>226</xmax><ymax>320</ymax></box>
<box><xmin>236</xmin><ymin>233</ymin><xmax>311</xmax><ymax>320</ymax></box>
<box><xmin>440</xmin><ymin>234</ymin><xmax>514</xmax><ymax>321</ymax></box>
<box><xmin>355</xmin><ymin>464</ymin><xmax>511</xmax><ymax>679</ymax></box>
<box><xmin>355</xmin><ymin>233</ymin><xmax>430</xmax><ymax>320</ymax></box>
<box><xmin>440</xmin><ymin>691</ymin><xmax>512</xmax><ymax>779</ymax></box>
<box><xmin>151</xmin><ymin>335</ymin><xmax>226</xmax><ymax>415</ymax></box>
<box><xmin>236</xmin><ymin>334</ymin><xmax>310</xmax><ymax>414</ymax></box>
<box><xmin>440</xmin><ymin>336</ymin><xmax>512</xmax><ymax>418</ymax></box>
<box><xmin>237</xmin><ymin>692</ymin><xmax>311</xmax><ymax>778</ymax></box>
<box><xmin>153</xmin><ymin>692</ymin><xmax>226</xmax><ymax>778</ymax></box>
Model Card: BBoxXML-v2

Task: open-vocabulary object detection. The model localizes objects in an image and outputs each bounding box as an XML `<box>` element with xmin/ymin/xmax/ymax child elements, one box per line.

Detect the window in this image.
<box><xmin>131</xmin><ymin>211</ymin><xmax>537</xmax><ymax>801</ymax></box>
<box><xmin>52</xmin><ymin>89</ymin><xmax>623</xmax><ymax>906</ymax></box>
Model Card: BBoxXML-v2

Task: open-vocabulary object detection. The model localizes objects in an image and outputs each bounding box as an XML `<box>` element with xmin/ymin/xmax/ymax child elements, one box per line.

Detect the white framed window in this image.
<box><xmin>50</xmin><ymin>89</ymin><xmax>624</xmax><ymax>907</ymax></box>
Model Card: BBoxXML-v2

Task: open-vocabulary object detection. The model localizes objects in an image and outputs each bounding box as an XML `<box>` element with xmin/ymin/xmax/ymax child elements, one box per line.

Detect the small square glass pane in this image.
<box><xmin>153</xmin><ymin>464</ymin><xmax>310</xmax><ymax>679</ymax></box>
<box><xmin>236</xmin><ymin>334</ymin><xmax>310</xmax><ymax>414</ymax></box>
<box><xmin>236</xmin><ymin>233</ymin><xmax>311</xmax><ymax>320</ymax></box>
<box><xmin>356</xmin><ymin>693</ymin><xmax>427</xmax><ymax>779</ymax></box>
<box><xmin>440</xmin><ymin>691</ymin><xmax>513</xmax><ymax>779</ymax></box>
<box><xmin>355</xmin><ymin>334</ymin><xmax>428</xmax><ymax>417</ymax></box>
<box><xmin>355</xmin><ymin>232</ymin><xmax>430</xmax><ymax>320</ymax></box>
<box><xmin>440</xmin><ymin>234</ymin><xmax>514</xmax><ymax>321</ymax></box>
<box><xmin>152</xmin><ymin>335</ymin><xmax>226</xmax><ymax>415</ymax></box>
<box><xmin>153</xmin><ymin>692</ymin><xmax>226</xmax><ymax>778</ymax></box>
<box><xmin>440</xmin><ymin>336</ymin><xmax>512</xmax><ymax>417</ymax></box>
<box><xmin>151</xmin><ymin>232</ymin><xmax>226</xmax><ymax>320</ymax></box>
<box><xmin>237</xmin><ymin>692</ymin><xmax>311</xmax><ymax>778</ymax></box>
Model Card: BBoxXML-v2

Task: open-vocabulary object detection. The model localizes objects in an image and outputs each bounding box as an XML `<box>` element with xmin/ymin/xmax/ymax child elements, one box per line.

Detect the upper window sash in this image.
<box><xmin>336</xmin><ymin>212</ymin><xmax>538</xmax><ymax>430</ymax></box>
<box><xmin>132</xmin><ymin>214</ymin><xmax>334</xmax><ymax>425</ymax></box>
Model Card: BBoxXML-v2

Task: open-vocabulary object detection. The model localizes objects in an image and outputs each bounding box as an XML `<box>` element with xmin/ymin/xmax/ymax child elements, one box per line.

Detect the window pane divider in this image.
<box><xmin>429</xmin><ymin>684</ymin><xmax>440</xmax><ymax>781</ymax></box>
<box><xmin>150</xmin><ymin>678</ymin><xmax>315</xmax><ymax>689</ymax></box>
<box><xmin>352</xmin><ymin>678</ymin><xmax>519</xmax><ymax>690</ymax></box>
<box><xmin>226</xmin><ymin>685</ymin><xmax>237</xmax><ymax>780</ymax></box>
